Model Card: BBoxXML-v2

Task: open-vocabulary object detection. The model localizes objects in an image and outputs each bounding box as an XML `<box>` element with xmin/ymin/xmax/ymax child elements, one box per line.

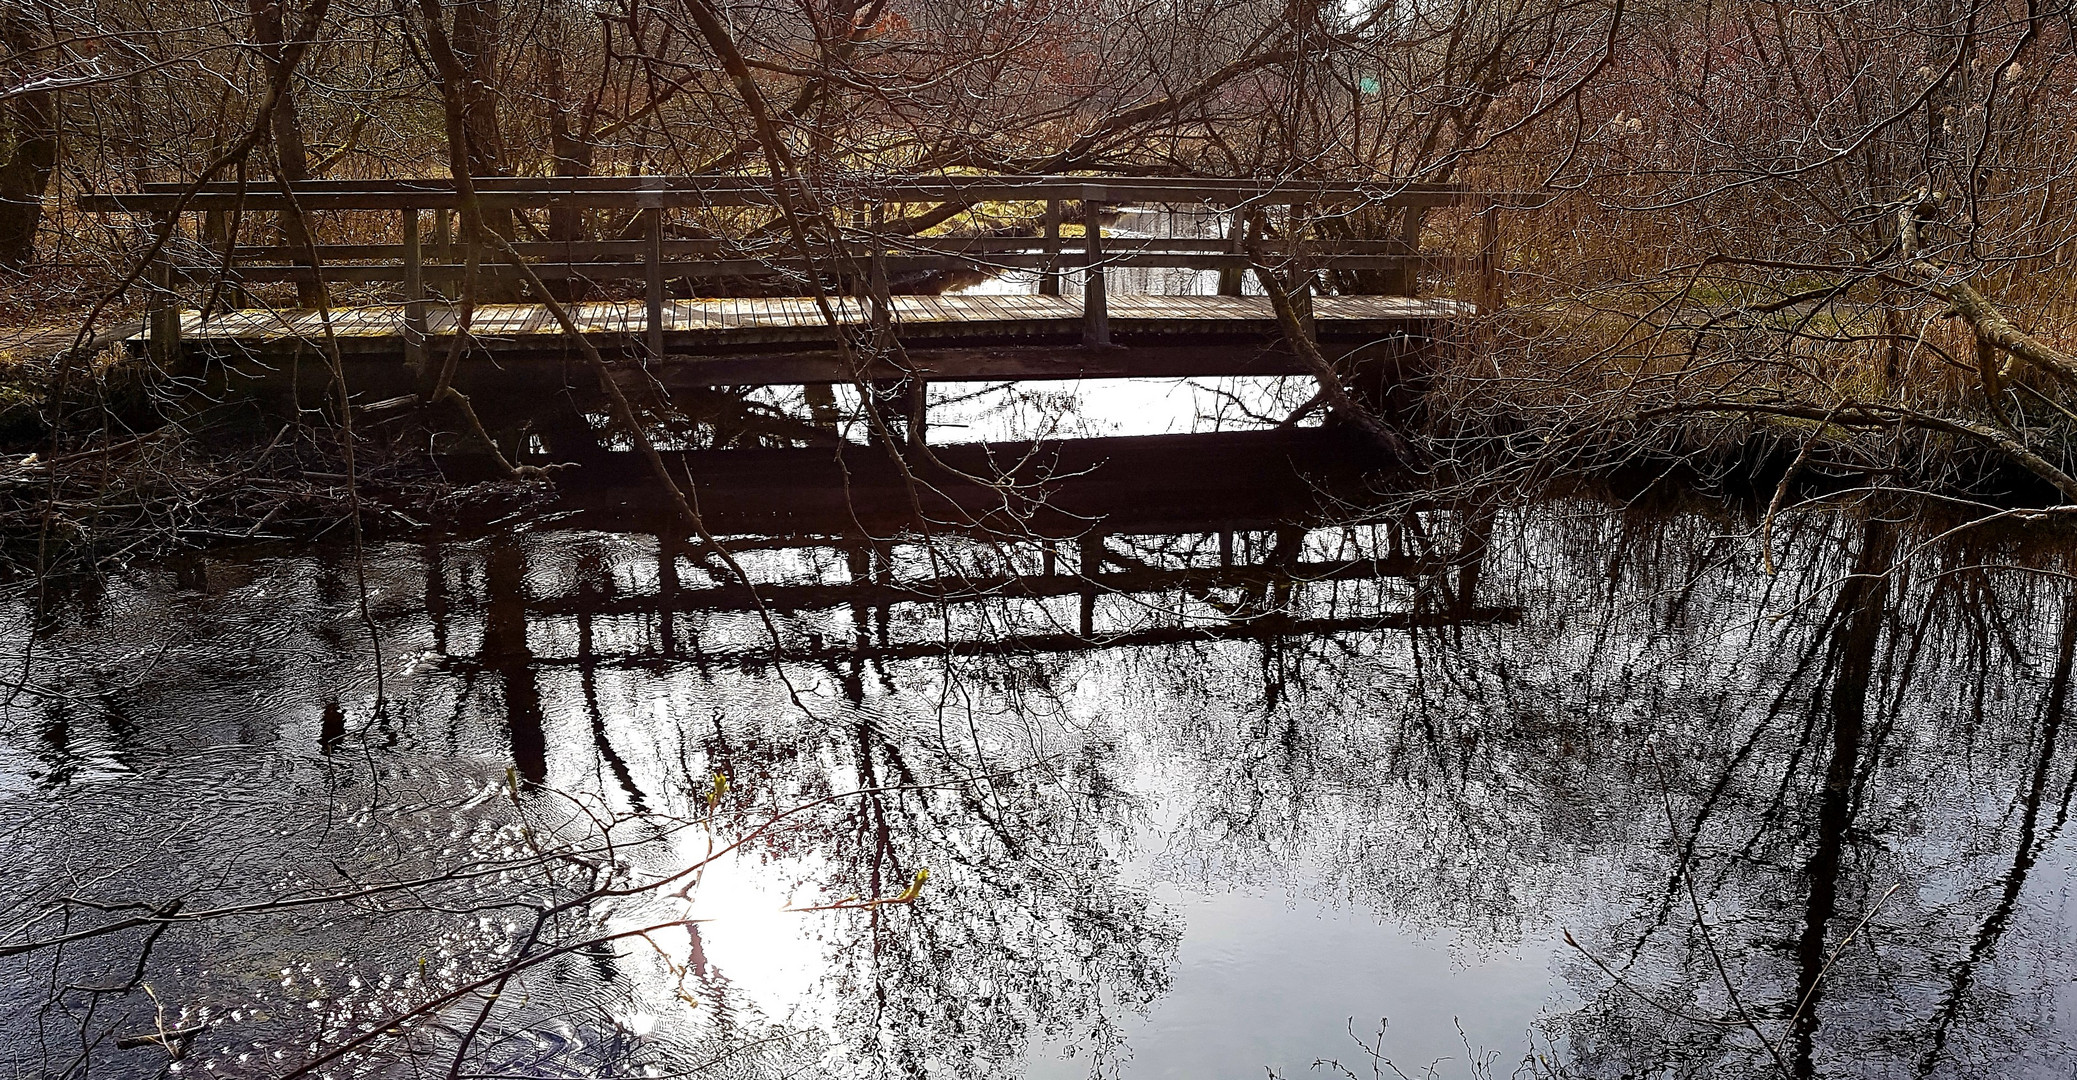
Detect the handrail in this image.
<box><xmin>82</xmin><ymin>174</ymin><xmax>1533</xmax><ymax>212</ymax></box>
<box><xmin>213</xmin><ymin>237</ymin><xmax>1425</xmax><ymax>261</ymax></box>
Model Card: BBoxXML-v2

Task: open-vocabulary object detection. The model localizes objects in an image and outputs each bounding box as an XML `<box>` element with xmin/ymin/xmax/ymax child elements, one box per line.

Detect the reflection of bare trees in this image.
<box><xmin>6</xmin><ymin>457</ymin><xmax>2077</xmax><ymax>1078</ymax></box>
<box><xmin>1508</xmin><ymin>507</ymin><xmax>2074</xmax><ymax>1078</ymax></box>
<box><xmin>1047</xmin><ymin>493</ymin><xmax>2076</xmax><ymax>1078</ymax></box>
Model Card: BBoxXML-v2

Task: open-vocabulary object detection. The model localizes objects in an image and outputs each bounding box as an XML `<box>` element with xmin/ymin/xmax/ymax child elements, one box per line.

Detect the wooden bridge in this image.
<box><xmin>80</xmin><ymin>175</ymin><xmax>1511</xmax><ymax>408</ymax></box>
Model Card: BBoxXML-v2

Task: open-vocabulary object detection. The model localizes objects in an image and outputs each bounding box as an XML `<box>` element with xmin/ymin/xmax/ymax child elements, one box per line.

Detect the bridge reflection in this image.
<box><xmin>423</xmin><ymin>427</ymin><xmax>1511</xmax><ymax>783</ymax></box>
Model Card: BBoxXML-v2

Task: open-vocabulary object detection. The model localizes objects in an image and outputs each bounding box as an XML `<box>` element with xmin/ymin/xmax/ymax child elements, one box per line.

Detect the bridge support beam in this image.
<box><xmin>1392</xmin><ymin>202</ymin><xmax>1425</xmax><ymax>297</ymax></box>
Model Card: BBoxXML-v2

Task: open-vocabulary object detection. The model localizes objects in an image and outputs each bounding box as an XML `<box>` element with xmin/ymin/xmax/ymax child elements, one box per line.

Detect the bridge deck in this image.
<box><xmin>160</xmin><ymin>293</ymin><xmax>1459</xmax><ymax>354</ymax></box>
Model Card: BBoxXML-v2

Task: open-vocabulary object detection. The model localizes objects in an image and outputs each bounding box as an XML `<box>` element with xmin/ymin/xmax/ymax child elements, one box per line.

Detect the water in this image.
<box><xmin>957</xmin><ymin>205</ymin><xmax>1236</xmax><ymax>300</ymax></box>
<box><xmin>4</xmin><ymin>421</ymin><xmax>2077</xmax><ymax>1078</ymax></box>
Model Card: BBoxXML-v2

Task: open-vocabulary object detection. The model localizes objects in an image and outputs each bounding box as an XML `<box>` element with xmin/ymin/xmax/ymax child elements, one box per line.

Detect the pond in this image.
<box><xmin>3</xmin><ymin>410</ymin><xmax>2075</xmax><ymax>1079</ymax></box>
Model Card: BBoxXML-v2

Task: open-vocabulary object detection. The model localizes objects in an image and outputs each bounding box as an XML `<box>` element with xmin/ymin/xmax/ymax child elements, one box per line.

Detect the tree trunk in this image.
<box><xmin>538</xmin><ymin>24</ymin><xmax>593</xmax><ymax>300</ymax></box>
<box><xmin>451</xmin><ymin>0</ymin><xmax>510</xmax><ymax>237</ymax></box>
<box><xmin>539</xmin><ymin>31</ymin><xmax>592</xmax><ymax>241</ymax></box>
<box><xmin>250</xmin><ymin>0</ymin><xmax>320</xmax><ymax>304</ymax></box>
<box><xmin>0</xmin><ymin>3</ymin><xmax>59</xmax><ymax>269</ymax></box>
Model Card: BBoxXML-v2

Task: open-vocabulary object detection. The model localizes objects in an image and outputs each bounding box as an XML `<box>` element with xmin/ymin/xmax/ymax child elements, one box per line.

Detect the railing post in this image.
<box><xmin>1217</xmin><ymin>203</ymin><xmax>1245</xmax><ymax>296</ymax></box>
<box><xmin>1039</xmin><ymin>198</ymin><xmax>1062</xmax><ymax>296</ymax></box>
<box><xmin>146</xmin><ymin>213</ymin><xmax>181</xmax><ymax>366</ymax></box>
<box><xmin>435</xmin><ymin>208</ymin><xmax>453</xmax><ymax>266</ymax></box>
<box><xmin>644</xmin><ymin>201</ymin><xmax>664</xmax><ymax>360</ymax></box>
<box><xmin>402</xmin><ymin>209</ymin><xmax>426</xmax><ymax>373</ymax></box>
<box><xmin>1288</xmin><ymin>201</ymin><xmax>1314</xmax><ymax>338</ymax></box>
<box><xmin>1476</xmin><ymin>201</ymin><xmax>1502</xmax><ymax>315</ymax></box>
<box><xmin>1081</xmin><ymin>190</ymin><xmax>1109</xmax><ymax>348</ymax></box>
<box><xmin>1396</xmin><ymin>202</ymin><xmax>1425</xmax><ymax>298</ymax></box>
<box><xmin>868</xmin><ymin>202</ymin><xmax>891</xmax><ymax>337</ymax></box>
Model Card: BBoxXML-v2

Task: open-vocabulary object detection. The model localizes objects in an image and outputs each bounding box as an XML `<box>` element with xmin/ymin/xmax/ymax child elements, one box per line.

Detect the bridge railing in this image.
<box><xmin>77</xmin><ymin>175</ymin><xmax>1526</xmax><ymax>362</ymax></box>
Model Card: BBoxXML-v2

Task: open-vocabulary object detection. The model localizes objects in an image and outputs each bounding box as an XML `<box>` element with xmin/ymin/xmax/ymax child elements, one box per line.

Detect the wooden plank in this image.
<box><xmin>980</xmin><ymin>296</ymin><xmax>1026</xmax><ymax>324</ymax></box>
<box><xmin>488</xmin><ymin>304</ymin><xmax>536</xmax><ymax>335</ymax></box>
<box><xmin>959</xmin><ymin>295</ymin><xmax>1008</xmax><ymax>323</ymax></box>
<box><xmin>935</xmin><ymin>295</ymin><xmax>983</xmax><ymax>322</ymax></box>
<box><xmin>171</xmin><ymin>251</ymin><xmax>1457</xmax><ymax>287</ymax></box>
<box><xmin>937</xmin><ymin>294</ymin><xmax>986</xmax><ymax>323</ymax></box>
<box><xmin>160</xmin><ymin>293</ymin><xmax>1464</xmax><ymax>356</ymax></box>
<box><xmin>1032</xmin><ymin>295</ymin><xmax>1082</xmax><ymax>320</ymax></box>
<box><xmin>985</xmin><ymin>294</ymin><xmax>1039</xmax><ymax>319</ymax></box>
<box><xmin>983</xmin><ymin>295</ymin><xmax>1030</xmax><ymax>321</ymax></box>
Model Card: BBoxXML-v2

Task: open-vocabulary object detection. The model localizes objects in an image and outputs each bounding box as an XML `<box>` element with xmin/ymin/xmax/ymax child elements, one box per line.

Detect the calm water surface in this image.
<box><xmin>3</xmin><ymin>428</ymin><xmax>2075</xmax><ymax>1078</ymax></box>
